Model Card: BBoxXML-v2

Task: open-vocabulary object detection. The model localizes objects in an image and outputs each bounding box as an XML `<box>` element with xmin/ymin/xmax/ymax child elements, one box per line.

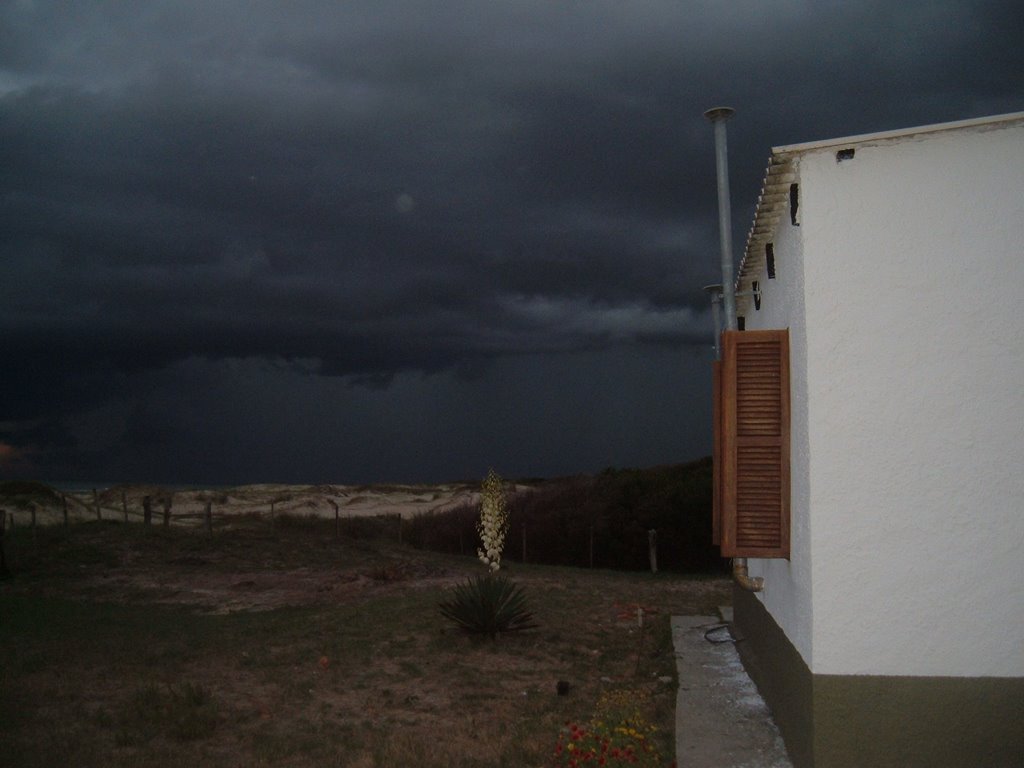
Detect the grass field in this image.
<box><xmin>0</xmin><ymin>517</ymin><xmax>729</xmax><ymax>767</ymax></box>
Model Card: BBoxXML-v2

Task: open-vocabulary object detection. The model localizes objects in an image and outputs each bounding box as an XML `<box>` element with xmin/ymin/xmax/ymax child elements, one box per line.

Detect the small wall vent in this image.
<box><xmin>836</xmin><ymin>148</ymin><xmax>856</xmax><ymax>162</ymax></box>
<box><xmin>766</xmin><ymin>243</ymin><xmax>776</xmax><ymax>279</ymax></box>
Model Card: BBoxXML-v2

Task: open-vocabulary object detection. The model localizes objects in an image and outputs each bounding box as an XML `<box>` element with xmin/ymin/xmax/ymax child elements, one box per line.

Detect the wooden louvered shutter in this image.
<box><xmin>720</xmin><ymin>329</ymin><xmax>790</xmax><ymax>559</ymax></box>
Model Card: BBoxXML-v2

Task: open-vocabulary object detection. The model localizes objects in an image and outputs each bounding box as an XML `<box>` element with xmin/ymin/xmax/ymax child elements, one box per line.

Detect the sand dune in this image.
<box><xmin>4</xmin><ymin>481</ymin><xmax>496</xmax><ymax>528</ymax></box>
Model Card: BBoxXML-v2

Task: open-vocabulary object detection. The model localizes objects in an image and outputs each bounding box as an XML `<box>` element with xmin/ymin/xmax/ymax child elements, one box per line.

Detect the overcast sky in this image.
<box><xmin>1</xmin><ymin>1</ymin><xmax>1021</xmax><ymax>486</ymax></box>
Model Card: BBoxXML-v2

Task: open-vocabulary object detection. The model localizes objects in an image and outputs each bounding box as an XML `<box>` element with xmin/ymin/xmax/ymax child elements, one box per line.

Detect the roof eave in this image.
<box><xmin>732</xmin><ymin>111</ymin><xmax>1024</xmax><ymax>310</ymax></box>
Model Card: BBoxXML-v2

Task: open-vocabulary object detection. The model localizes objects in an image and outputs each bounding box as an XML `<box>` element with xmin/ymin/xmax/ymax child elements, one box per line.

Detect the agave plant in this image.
<box><xmin>438</xmin><ymin>574</ymin><xmax>537</xmax><ymax>638</ymax></box>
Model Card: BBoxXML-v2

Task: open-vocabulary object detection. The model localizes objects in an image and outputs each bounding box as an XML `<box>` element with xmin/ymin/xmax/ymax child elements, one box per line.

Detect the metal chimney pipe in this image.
<box><xmin>703</xmin><ymin>284</ymin><xmax>723</xmax><ymax>359</ymax></box>
<box><xmin>704</xmin><ymin>109</ymin><xmax>764</xmax><ymax>595</ymax></box>
<box><xmin>704</xmin><ymin>107</ymin><xmax>737</xmax><ymax>332</ymax></box>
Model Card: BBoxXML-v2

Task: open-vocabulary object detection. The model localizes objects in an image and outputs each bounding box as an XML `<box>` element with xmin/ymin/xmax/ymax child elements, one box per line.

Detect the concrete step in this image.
<box><xmin>672</xmin><ymin>615</ymin><xmax>792</xmax><ymax>768</ymax></box>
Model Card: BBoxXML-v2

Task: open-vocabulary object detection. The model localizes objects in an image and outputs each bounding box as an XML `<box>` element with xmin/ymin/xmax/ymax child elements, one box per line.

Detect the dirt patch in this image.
<box><xmin>100</xmin><ymin>563</ymin><xmax>463</xmax><ymax>615</ymax></box>
<box><xmin>5</xmin><ymin>524</ymin><xmax>463</xmax><ymax>613</ymax></box>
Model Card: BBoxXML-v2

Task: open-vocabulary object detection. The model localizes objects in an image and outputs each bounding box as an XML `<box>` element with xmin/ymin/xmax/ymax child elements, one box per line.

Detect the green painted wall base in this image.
<box><xmin>732</xmin><ymin>585</ymin><xmax>1024</xmax><ymax>768</ymax></box>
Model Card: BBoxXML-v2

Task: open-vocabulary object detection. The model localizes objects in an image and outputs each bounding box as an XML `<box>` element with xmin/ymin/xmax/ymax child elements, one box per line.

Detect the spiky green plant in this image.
<box><xmin>438</xmin><ymin>574</ymin><xmax>537</xmax><ymax>638</ymax></box>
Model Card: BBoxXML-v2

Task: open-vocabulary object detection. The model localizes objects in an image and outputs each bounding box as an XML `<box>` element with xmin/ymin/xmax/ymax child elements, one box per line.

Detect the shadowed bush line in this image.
<box><xmin>0</xmin><ymin>480</ymin><xmax>63</xmax><ymax>510</ymax></box>
<box><xmin>405</xmin><ymin>457</ymin><xmax>726</xmax><ymax>573</ymax></box>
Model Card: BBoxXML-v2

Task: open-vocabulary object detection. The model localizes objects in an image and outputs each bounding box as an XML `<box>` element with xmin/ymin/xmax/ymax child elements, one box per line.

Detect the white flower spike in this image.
<box><xmin>476</xmin><ymin>469</ymin><xmax>509</xmax><ymax>572</ymax></box>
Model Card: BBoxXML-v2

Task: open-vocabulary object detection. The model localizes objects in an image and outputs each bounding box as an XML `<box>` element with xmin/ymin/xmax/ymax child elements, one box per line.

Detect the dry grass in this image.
<box><xmin>0</xmin><ymin>518</ymin><xmax>729</xmax><ymax>767</ymax></box>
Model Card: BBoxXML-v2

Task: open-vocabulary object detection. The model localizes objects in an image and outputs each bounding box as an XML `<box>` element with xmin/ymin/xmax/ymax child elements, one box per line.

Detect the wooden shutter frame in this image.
<box><xmin>720</xmin><ymin>329</ymin><xmax>791</xmax><ymax>559</ymax></box>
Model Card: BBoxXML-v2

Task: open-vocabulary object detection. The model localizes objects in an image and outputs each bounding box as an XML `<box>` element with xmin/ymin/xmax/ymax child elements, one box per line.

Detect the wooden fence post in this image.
<box><xmin>143</xmin><ymin>496</ymin><xmax>152</xmax><ymax>527</ymax></box>
<box><xmin>63</xmin><ymin>495</ymin><xmax>69</xmax><ymax>530</ymax></box>
<box><xmin>647</xmin><ymin>529</ymin><xmax>658</xmax><ymax>574</ymax></box>
<box><xmin>162</xmin><ymin>496</ymin><xmax>172</xmax><ymax>528</ymax></box>
<box><xmin>270</xmin><ymin>500</ymin><xmax>275</xmax><ymax>519</ymax></box>
<box><xmin>330</xmin><ymin>500</ymin><xmax>339</xmax><ymax>540</ymax></box>
<box><xmin>205</xmin><ymin>501</ymin><xmax>213</xmax><ymax>536</ymax></box>
<box><xmin>0</xmin><ymin>509</ymin><xmax>8</xmax><ymax>576</ymax></box>
<box><xmin>93</xmin><ymin>488</ymin><xmax>101</xmax><ymax>521</ymax></box>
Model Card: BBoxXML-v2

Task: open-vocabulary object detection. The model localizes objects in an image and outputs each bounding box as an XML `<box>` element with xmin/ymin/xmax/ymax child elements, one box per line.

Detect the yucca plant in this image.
<box><xmin>477</xmin><ymin>468</ymin><xmax>509</xmax><ymax>571</ymax></box>
<box><xmin>439</xmin><ymin>574</ymin><xmax>537</xmax><ymax>638</ymax></box>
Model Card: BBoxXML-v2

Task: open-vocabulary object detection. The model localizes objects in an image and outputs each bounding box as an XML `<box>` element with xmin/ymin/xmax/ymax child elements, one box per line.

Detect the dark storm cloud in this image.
<box><xmin>1</xmin><ymin>0</ymin><xmax>1022</xmax><ymax>482</ymax></box>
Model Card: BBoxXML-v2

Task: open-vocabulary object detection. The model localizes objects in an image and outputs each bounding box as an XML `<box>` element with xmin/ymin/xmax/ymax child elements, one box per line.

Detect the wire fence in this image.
<box><xmin>0</xmin><ymin>495</ymin><xmax>674</xmax><ymax>577</ymax></box>
<box><xmin>1</xmin><ymin>460</ymin><xmax>723</xmax><ymax>576</ymax></box>
<box><xmin>0</xmin><ymin>491</ymin><xmax>412</xmax><ymax>577</ymax></box>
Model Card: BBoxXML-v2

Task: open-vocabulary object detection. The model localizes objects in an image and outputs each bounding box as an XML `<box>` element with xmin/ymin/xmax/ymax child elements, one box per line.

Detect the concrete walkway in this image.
<box><xmin>672</xmin><ymin>614</ymin><xmax>793</xmax><ymax>768</ymax></box>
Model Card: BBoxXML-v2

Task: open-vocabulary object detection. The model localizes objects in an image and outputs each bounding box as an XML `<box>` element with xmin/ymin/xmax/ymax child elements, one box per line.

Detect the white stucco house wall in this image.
<box><xmin>716</xmin><ymin>111</ymin><xmax>1024</xmax><ymax>767</ymax></box>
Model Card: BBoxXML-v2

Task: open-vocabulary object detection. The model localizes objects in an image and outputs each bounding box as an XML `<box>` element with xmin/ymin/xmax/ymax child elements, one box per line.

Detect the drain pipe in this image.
<box><xmin>705</xmin><ymin>106</ymin><xmax>763</xmax><ymax>593</ymax></box>
<box><xmin>732</xmin><ymin>559</ymin><xmax>764</xmax><ymax>592</ymax></box>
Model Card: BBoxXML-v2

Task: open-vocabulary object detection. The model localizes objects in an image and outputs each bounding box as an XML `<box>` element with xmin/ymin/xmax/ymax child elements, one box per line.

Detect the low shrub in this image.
<box><xmin>407</xmin><ymin>458</ymin><xmax>727</xmax><ymax>573</ymax></box>
<box><xmin>271</xmin><ymin>512</ymin><xmax>324</xmax><ymax>531</ymax></box>
<box><xmin>113</xmin><ymin>681</ymin><xmax>219</xmax><ymax>745</ymax></box>
<box><xmin>0</xmin><ymin>480</ymin><xmax>63</xmax><ymax>510</ymax></box>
